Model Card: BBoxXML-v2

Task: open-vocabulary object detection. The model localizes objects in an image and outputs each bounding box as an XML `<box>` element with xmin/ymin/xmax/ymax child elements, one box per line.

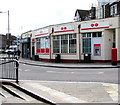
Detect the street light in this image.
<box><xmin>0</xmin><ymin>10</ymin><xmax>11</xmax><ymax>48</ymax></box>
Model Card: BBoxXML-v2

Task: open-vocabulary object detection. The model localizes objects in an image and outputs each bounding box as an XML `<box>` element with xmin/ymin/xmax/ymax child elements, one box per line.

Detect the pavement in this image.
<box><xmin>19</xmin><ymin>58</ymin><xmax>120</xmax><ymax>69</ymax></box>
<box><xmin>18</xmin><ymin>80</ymin><xmax>119</xmax><ymax>103</ymax></box>
<box><xmin>1</xmin><ymin>57</ymin><xmax>120</xmax><ymax>104</ymax></box>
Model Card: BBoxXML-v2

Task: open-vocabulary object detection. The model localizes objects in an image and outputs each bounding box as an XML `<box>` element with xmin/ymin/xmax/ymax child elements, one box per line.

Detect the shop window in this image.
<box><xmin>82</xmin><ymin>33</ymin><xmax>91</xmax><ymax>54</ymax></box>
<box><xmin>82</xmin><ymin>33</ymin><xmax>86</xmax><ymax>37</ymax></box>
<box><xmin>45</xmin><ymin>38</ymin><xmax>50</xmax><ymax>49</ymax></box>
<box><xmin>92</xmin><ymin>32</ymin><xmax>102</xmax><ymax>37</ymax></box>
<box><xmin>82</xmin><ymin>33</ymin><xmax>91</xmax><ymax>37</ymax></box>
<box><xmin>98</xmin><ymin>32</ymin><xmax>102</xmax><ymax>37</ymax></box>
<box><xmin>92</xmin><ymin>32</ymin><xmax>97</xmax><ymax>37</ymax></box>
<box><xmin>53</xmin><ymin>34</ymin><xmax>76</xmax><ymax>53</ymax></box>
<box><xmin>69</xmin><ymin>34</ymin><xmax>76</xmax><ymax>53</ymax></box>
<box><xmin>36</xmin><ymin>36</ymin><xmax>50</xmax><ymax>53</ymax></box>
<box><xmin>61</xmin><ymin>35</ymin><xmax>68</xmax><ymax>53</ymax></box>
<box><xmin>36</xmin><ymin>38</ymin><xmax>40</xmax><ymax>49</ymax></box>
<box><xmin>53</xmin><ymin>36</ymin><xmax>60</xmax><ymax>53</ymax></box>
<box><xmin>87</xmin><ymin>33</ymin><xmax>91</xmax><ymax>37</ymax></box>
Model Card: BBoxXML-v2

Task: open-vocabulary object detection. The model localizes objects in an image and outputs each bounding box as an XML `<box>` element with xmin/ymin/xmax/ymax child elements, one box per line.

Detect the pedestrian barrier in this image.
<box><xmin>0</xmin><ymin>56</ymin><xmax>19</xmax><ymax>83</ymax></box>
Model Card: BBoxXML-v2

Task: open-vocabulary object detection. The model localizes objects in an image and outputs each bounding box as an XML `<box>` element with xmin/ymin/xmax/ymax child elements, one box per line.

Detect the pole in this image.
<box><xmin>8</xmin><ymin>10</ymin><xmax>10</xmax><ymax>33</ymax></box>
<box><xmin>16</xmin><ymin>59</ymin><xmax>19</xmax><ymax>84</ymax></box>
<box><xmin>0</xmin><ymin>10</ymin><xmax>11</xmax><ymax>48</ymax></box>
<box><xmin>7</xmin><ymin>10</ymin><xmax>11</xmax><ymax>47</ymax></box>
<box><xmin>49</xmin><ymin>28</ymin><xmax>54</xmax><ymax>62</ymax></box>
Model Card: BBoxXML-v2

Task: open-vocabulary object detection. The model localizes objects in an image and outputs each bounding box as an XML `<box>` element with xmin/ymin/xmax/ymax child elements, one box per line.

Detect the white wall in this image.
<box><xmin>116</xmin><ymin>28</ymin><xmax>120</xmax><ymax>61</ymax></box>
<box><xmin>102</xmin><ymin>30</ymin><xmax>113</xmax><ymax>60</ymax></box>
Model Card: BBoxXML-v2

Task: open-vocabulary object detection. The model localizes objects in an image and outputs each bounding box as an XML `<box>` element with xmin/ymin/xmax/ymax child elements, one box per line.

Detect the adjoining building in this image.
<box><xmin>0</xmin><ymin>34</ymin><xmax>6</xmax><ymax>49</ymax></box>
<box><xmin>0</xmin><ymin>34</ymin><xmax>17</xmax><ymax>49</ymax></box>
<box><xmin>20</xmin><ymin>30</ymin><xmax>32</xmax><ymax>58</ymax></box>
<box><xmin>21</xmin><ymin>0</ymin><xmax>120</xmax><ymax>63</ymax></box>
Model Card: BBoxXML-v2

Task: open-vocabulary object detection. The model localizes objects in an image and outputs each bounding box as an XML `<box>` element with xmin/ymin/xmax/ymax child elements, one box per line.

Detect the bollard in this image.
<box><xmin>112</xmin><ymin>48</ymin><xmax>117</xmax><ymax>66</ymax></box>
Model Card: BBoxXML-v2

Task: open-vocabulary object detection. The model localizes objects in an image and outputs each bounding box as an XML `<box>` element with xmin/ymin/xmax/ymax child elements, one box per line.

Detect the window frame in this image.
<box><xmin>82</xmin><ymin>33</ymin><xmax>91</xmax><ymax>54</ymax></box>
<box><xmin>36</xmin><ymin>36</ymin><xmax>50</xmax><ymax>54</ymax></box>
<box><xmin>110</xmin><ymin>4</ymin><xmax>117</xmax><ymax>16</ymax></box>
<box><xmin>53</xmin><ymin>34</ymin><xmax>77</xmax><ymax>54</ymax></box>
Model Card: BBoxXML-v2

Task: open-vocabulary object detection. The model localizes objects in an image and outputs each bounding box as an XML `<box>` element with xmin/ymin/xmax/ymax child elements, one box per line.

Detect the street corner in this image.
<box><xmin>102</xmin><ymin>83</ymin><xmax>119</xmax><ymax>102</ymax></box>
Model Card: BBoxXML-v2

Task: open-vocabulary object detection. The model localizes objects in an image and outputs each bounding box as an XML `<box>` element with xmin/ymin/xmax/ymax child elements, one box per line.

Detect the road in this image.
<box><xmin>19</xmin><ymin>63</ymin><xmax>118</xmax><ymax>84</ymax></box>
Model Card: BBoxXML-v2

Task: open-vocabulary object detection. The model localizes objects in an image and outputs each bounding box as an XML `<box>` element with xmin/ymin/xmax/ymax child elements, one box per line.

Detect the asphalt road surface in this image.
<box><xmin>19</xmin><ymin>63</ymin><xmax>119</xmax><ymax>84</ymax></box>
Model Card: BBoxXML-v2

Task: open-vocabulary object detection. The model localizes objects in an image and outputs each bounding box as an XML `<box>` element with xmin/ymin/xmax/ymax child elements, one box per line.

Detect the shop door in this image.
<box><xmin>23</xmin><ymin>44</ymin><xmax>28</xmax><ymax>58</ymax></box>
<box><xmin>32</xmin><ymin>43</ymin><xmax>35</xmax><ymax>57</ymax></box>
<box><xmin>32</xmin><ymin>46</ymin><xmax>35</xmax><ymax>56</ymax></box>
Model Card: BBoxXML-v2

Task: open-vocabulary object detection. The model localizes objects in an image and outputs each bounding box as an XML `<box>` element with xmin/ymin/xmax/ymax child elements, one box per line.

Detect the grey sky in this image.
<box><xmin>0</xmin><ymin>0</ymin><xmax>97</xmax><ymax>36</ymax></box>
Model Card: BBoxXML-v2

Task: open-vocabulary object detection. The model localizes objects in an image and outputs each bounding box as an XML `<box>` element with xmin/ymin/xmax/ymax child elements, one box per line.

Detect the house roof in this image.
<box><xmin>75</xmin><ymin>9</ymin><xmax>89</xmax><ymax>17</ymax></box>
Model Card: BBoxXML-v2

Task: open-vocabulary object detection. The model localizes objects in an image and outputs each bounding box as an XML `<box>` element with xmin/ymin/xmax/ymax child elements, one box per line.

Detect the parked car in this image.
<box><xmin>5</xmin><ymin>48</ymin><xmax>16</xmax><ymax>54</ymax></box>
<box><xmin>0</xmin><ymin>49</ymin><xmax>5</xmax><ymax>53</ymax></box>
<box><xmin>5</xmin><ymin>45</ymin><xmax>18</xmax><ymax>54</ymax></box>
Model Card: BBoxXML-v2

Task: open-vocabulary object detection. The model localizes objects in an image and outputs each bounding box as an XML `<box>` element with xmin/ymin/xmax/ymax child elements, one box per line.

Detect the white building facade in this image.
<box><xmin>27</xmin><ymin>16</ymin><xmax>120</xmax><ymax>63</ymax></box>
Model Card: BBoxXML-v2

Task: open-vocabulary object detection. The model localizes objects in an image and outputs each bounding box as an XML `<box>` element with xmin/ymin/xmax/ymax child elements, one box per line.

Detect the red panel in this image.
<box><xmin>35</xmin><ymin>33</ymin><xmax>49</xmax><ymax>36</ymax></box>
<box><xmin>46</xmin><ymin>49</ymin><xmax>50</xmax><ymax>53</ymax></box>
<box><xmin>94</xmin><ymin>44</ymin><xmax>100</xmax><ymax>47</ymax></box>
<box><xmin>37</xmin><ymin>49</ymin><xmax>40</xmax><ymax>53</ymax></box>
<box><xmin>81</xmin><ymin>26</ymin><xmax>109</xmax><ymax>30</ymax></box>
<box><xmin>41</xmin><ymin>49</ymin><xmax>45</xmax><ymax>53</ymax></box>
<box><xmin>54</xmin><ymin>30</ymin><xmax>74</xmax><ymax>33</ymax></box>
<box><xmin>37</xmin><ymin>49</ymin><xmax>50</xmax><ymax>53</ymax></box>
<box><xmin>112</xmin><ymin>48</ymin><xmax>117</xmax><ymax>61</ymax></box>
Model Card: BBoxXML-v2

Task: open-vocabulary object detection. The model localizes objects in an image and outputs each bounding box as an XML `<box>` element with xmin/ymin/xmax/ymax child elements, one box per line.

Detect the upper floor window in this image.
<box><xmin>96</xmin><ymin>7</ymin><xmax>103</xmax><ymax>19</ymax></box>
<box><xmin>110</xmin><ymin>4</ymin><xmax>117</xmax><ymax>16</ymax></box>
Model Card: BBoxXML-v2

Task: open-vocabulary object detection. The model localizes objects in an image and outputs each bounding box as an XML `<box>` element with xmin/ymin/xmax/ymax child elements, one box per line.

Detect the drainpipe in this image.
<box><xmin>49</xmin><ymin>28</ymin><xmax>54</xmax><ymax>62</ymax></box>
<box><xmin>78</xmin><ymin>25</ymin><xmax>81</xmax><ymax>62</ymax></box>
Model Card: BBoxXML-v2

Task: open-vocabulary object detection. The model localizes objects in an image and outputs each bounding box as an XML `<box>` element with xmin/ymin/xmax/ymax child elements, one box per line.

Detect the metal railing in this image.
<box><xmin>0</xmin><ymin>56</ymin><xmax>19</xmax><ymax>83</ymax></box>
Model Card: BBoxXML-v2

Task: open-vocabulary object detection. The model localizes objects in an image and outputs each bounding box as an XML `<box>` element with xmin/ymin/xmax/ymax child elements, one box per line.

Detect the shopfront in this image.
<box><xmin>32</xmin><ymin>23</ymin><xmax>80</xmax><ymax>62</ymax></box>
<box><xmin>51</xmin><ymin>23</ymin><xmax>79</xmax><ymax>62</ymax></box>
<box><xmin>21</xmin><ymin>31</ymin><xmax>32</xmax><ymax>59</ymax></box>
<box><xmin>32</xmin><ymin>27</ymin><xmax>50</xmax><ymax>61</ymax></box>
<box><xmin>80</xmin><ymin>17</ymin><xmax>120</xmax><ymax>62</ymax></box>
<box><xmin>21</xmin><ymin>38</ymin><xmax>31</xmax><ymax>58</ymax></box>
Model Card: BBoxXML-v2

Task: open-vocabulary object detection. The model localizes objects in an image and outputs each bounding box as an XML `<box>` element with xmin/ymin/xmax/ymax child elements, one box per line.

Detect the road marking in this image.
<box><xmin>46</xmin><ymin>71</ymin><xmax>104</xmax><ymax>75</ymax></box>
<box><xmin>19</xmin><ymin>69</ymin><xmax>30</xmax><ymax>71</ymax></box>
<box><xmin>98</xmin><ymin>72</ymin><xmax>104</xmax><ymax>74</ymax></box>
<box><xmin>102</xmin><ymin>83</ymin><xmax>118</xmax><ymax>102</ymax></box>
<box><xmin>46</xmin><ymin>71</ymin><xmax>54</xmax><ymax>73</ymax></box>
<box><xmin>46</xmin><ymin>71</ymin><xmax>75</xmax><ymax>74</ymax></box>
<box><xmin>24</xmin><ymin>69</ymin><xmax>30</xmax><ymax>71</ymax></box>
<box><xmin>19</xmin><ymin>69</ymin><xmax>22</xmax><ymax>71</ymax></box>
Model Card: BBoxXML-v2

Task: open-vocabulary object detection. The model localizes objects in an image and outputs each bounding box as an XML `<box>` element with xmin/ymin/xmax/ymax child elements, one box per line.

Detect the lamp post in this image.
<box><xmin>0</xmin><ymin>10</ymin><xmax>11</xmax><ymax>48</ymax></box>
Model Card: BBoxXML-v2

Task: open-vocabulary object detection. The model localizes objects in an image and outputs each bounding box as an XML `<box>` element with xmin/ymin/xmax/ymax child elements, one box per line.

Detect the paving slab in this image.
<box><xmin>19</xmin><ymin>81</ymin><xmax>119</xmax><ymax>103</ymax></box>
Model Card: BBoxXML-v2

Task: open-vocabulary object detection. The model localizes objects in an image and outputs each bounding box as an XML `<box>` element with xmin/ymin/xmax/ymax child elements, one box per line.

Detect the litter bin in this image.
<box><xmin>55</xmin><ymin>54</ymin><xmax>61</xmax><ymax>63</ymax></box>
<box><xmin>84</xmin><ymin>54</ymin><xmax>91</xmax><ymax>63</ymax></box>
<box><xmin>33</xmin><ymin>55</ymin><xmax>39</xmax><ymax>61</ymax></box>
